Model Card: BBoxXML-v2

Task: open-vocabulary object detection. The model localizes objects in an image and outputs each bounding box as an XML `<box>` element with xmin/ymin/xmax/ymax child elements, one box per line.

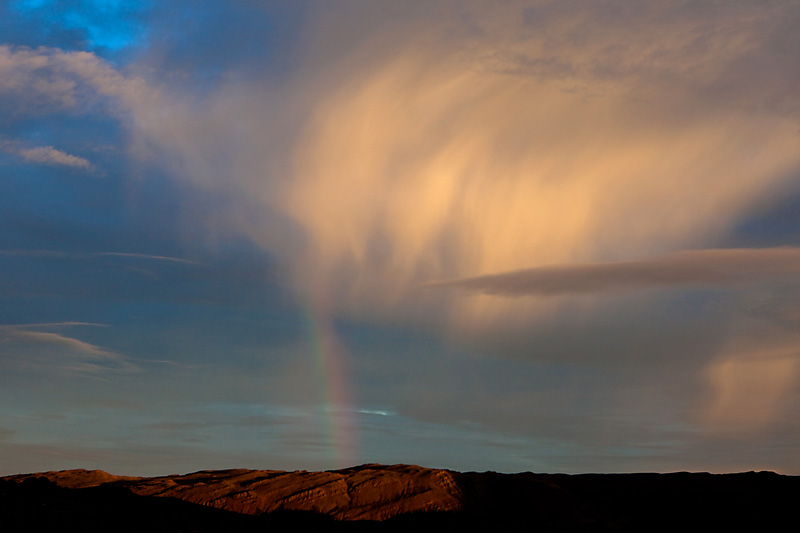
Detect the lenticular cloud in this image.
<box><xmin>429</xmin><ymin>248</ymin><xmax>800</xmax><ymax>296</ymax></box>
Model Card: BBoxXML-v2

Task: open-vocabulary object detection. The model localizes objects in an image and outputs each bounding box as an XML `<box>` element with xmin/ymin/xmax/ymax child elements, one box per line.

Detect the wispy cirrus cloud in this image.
<box><xmin>429</xmin><ymin>248</ymin><xmax>800</xmax><ymax>297</ymax></box>
<box><xmin>0</xmin><ymin>249</ymin><xmax>197</xmax><ymax>264</ymax></box>
<box><xmin>0</xmin><ymin>139</ymin><xmax>93</xmax><ymax>170</ymax></box>
<box><xmin>17</xmin><ymin>145</ymin><xmax>93</xmax><ymax>169</ymax></box>
<box><xmin>0</xmin><ymin>323</ymin><xmax>139</xmax><ymax>375</ymax></box>
<box><xmin>8</xmin><ymin>321</ymin><xmax>107</xmax><ymax>329</ymax></box>
<box><xmin>91</xmin><ymin>252</ymin><xmax>200</xmax><ymax>265</ymax></box>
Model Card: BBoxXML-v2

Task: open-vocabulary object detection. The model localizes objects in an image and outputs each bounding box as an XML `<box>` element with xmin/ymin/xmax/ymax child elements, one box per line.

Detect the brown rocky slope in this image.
<box><xmin>3</xmin><ymin>464</ymin><xmax>800</xmax><ymax>530</ymax></box>
<box><xmin>31</xmin><ymin>464</ymin><xmax>461</xmax><ymax>520</ymax></box>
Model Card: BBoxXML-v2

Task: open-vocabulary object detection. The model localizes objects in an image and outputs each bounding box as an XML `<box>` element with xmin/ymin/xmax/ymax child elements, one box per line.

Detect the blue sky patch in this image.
<box><xmin>12</xmin><ymin>0</ymin><xmax>150</xmax><ymax>51</ymax></box>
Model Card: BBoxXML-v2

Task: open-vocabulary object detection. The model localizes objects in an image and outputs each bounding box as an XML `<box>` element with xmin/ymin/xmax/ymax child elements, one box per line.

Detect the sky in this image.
<box><xmin>2</xmin><ymin>0</ymin><xmax>800</xmax><ymax>477</ymax></box>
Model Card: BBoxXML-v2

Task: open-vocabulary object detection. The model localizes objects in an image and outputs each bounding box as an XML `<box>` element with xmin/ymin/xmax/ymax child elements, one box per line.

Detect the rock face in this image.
<box><xmin>126</xmin><ymin>464</ymin><xmax>460</xmax><ymax>520</ymax></box>
<box><xmin>5</xmin><ymin>464</ymin><xmax>462</xmax><ymax>521</ymax></box>
<box><xmin>4</xmin><ymin>464</ymin><xmax>800</xmax><ymax>530</ymax></box>
<box><xmin>7</xmin><ymin>468</ymin><xmax>141</xmax><ymax>489</ymax></box>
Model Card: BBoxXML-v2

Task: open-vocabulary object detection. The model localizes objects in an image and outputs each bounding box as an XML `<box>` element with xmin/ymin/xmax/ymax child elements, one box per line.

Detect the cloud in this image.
<box><xmin>2</xmin><ymin>0</ymin><xmax>800</xmax><ymax>475</ymax></box>
<box><xmin>0</xmin><ymin>249</ymin><xmax>197</xmax><ymax>264</ymax></box>
<box><xmin>428</xmin><ymin>247</ymin><xmax>800</xmax><ymax>296</ymax></box>
<box><xmin>33</xmin><ymin>0</ymin><xmax>789</xmax><ymax>351</ymax></box>
<box><xmin>704</xmin><ymin>342</ymin><xmax>800</xmax><ymax>431</ymax></box>
<box><xmin>260</xmin><ymin>16</ymin><xmax>800</xmax><ymax>330</ymax></box>
<box><xmin>17</xmin><ymin>145</ymin><xmax>93</xmax><ymax>169</ymax></box>
<box><xmin>0</xmin><ymin>138</ymin><xmax>94</xmax><ymax>170</ymax></box>
<box><xmin>91</xmin><ymin>252</ymin><xmax>200</xmax><ymax>265</ymax></box>
<box><xmin>5</xmin><ymin>4</ymin><xmax>800</xmax><ymax>333</ymax></box>
<box><xmin>0</xmin><ymin>324</ymin><xmax>138</xmax><ymax>375</ymax></box>
<box><xmin>0</xmin><ymin>44</ymin><xmax>153</xmax><ymax>116</ymax></box>
<box><xmin>8</xmin><ymin>321</ymin><xmax>107</xmax><ymax>328</ymax></box>
<box><xmin>474</xmin><ymin>0</ymin><xmax>800</xmax><ymax>113</ymax></box>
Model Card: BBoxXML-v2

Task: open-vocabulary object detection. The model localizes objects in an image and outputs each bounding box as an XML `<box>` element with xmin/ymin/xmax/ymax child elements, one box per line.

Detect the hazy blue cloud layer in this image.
<box><xmin>2</xmin><ymin>1</ymin><xmax>800</xmax><ymax>476</ymax></box>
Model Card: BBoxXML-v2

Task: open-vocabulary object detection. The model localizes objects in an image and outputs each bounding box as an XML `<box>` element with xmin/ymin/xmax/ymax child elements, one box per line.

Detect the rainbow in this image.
<box><xmin>304</xmin><ymin>300</ymin><xmax>359</xmax><ymax>468</ymax></box>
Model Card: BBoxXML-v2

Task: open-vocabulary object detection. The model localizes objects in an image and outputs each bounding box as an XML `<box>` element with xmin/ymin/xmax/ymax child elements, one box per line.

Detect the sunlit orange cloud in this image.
<box><xmin>704</xmin><ymin>342</ymin><xmax>800</xmax><ymax>432</ymax></box>
<box><xmin>275</xmin><ymin>51</ymin><xmax>799</xmax><ymax>332</ymax></box>
<box><xmin>5</xmin><ymin>6</ymin><xmax>800</xmax><ymax>337</ymax></box>
<box><xmin>90</xmin><ymin>2</ymin><xmax>800</xmax><ymax>336</ymax></box>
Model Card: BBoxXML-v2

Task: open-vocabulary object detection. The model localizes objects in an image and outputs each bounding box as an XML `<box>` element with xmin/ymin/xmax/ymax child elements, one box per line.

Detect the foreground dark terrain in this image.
<box><xmin>2</xmin><ymin>464</ymin><xmax>797</xmax><ymax>531</ymax></box>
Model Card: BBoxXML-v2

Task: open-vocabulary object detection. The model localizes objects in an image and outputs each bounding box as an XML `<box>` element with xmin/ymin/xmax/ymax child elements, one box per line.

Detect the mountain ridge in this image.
<box><xmin>4</xmin><ymin>464</ymin><xmax>462</xmax><ymax>520</ymax></box>
<box><xmin>3</xmin><ymin>464</ymin><xmax>799</xmax><ymax>530</ymax></box>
